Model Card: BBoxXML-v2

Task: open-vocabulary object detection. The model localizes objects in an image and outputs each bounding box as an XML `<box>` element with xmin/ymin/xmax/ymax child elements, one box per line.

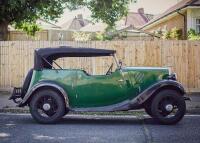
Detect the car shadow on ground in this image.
<box><xmin>57</xmin><ymin>116</ymin><xmax>161</xmax><ymax>125</ymax></box>
<box><xmin>12</xmin><ymin>114</ymin><xmax>177</xmax><ymax>126</ymax></box>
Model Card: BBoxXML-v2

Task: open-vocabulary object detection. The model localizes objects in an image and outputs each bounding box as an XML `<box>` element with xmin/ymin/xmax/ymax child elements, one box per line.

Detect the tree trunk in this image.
<box><xmin>0</xmin><ymin>21</ymin><xmax>9</xmax><ymax>41</ymax></box>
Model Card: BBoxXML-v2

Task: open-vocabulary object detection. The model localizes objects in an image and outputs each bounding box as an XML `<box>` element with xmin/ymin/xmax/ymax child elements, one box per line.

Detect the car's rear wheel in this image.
<box><xmin>30</xmin><ymin>89</ymin><xmax>65</xmax><ymax>124</ymax></box>
<box><xmin>151</xmin><ymin>90</ymin><xmax>186</xmax><ymax>125</ymax></box>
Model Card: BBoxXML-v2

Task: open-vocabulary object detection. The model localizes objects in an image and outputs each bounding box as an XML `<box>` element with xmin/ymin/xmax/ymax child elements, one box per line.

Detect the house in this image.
<box><xmin>114</xmin><ymin>25</ymin><xmax>159</xmax><ymax>40</ymax></box>
<box><xmin>140</xmin><ymin>0</ymin><xmax>200</xmax><ymax>39</ymax></box>
<box><xmin>77</xmin><ymin>8</ymin><xmax>154</xmax><ymax>40</ymax></box>
<box><xmin>123</xmin><ymin>8</ymin><xmax>154</xmax><ymax>28</ymax></box>
<box><xmin>80</xmin><ymin>8</ymin><xmax>154</xmax><ymax>32</ymax></box>
<box><xmin>8</xmin><ymin>19</ymin><xmax>73</xmax><ymax>41</ymax></box>
<box><xmin>36</xmin><ymin>19</ymin><xmax>61</xmax><ymax>29</ymax></box>
<box><xmin>78</xmin><ymin>22</ymin><xmax>107</xmax><ymax>33</ymax></box>
<box><xmin>8</xmin><ymin>14</ymin><xmax>91</xmax><ymax>41</ymax></box>
<box><xmin>61</xmin><ymin>14</ymin><xmax>90</xmax><ymax>31</ymax></box>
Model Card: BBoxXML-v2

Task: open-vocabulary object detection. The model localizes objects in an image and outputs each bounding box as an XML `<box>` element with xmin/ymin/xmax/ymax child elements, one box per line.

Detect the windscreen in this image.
<box><xmin>53</xmin><ymin>56</ymin><xmax>117</xmax><ymax>75</ymax></box>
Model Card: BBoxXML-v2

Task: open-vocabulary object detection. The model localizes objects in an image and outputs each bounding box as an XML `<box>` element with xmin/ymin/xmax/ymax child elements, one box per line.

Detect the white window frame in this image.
<box><xmin>195</xmin><ymin>18</ymin><xmax>200</xmax><ymax>34</ymax></box>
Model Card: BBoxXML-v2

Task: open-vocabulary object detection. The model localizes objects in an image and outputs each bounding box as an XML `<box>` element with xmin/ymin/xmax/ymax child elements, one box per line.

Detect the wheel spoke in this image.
<box><xmin>157</xmin><ymin>96</ymin><xmax>179</xmax><ymax>117</ymax></box>
<box><xmin>35</xmin><ymin>96</ymin><xmax>59</xmax><ymax>117</ymax></box>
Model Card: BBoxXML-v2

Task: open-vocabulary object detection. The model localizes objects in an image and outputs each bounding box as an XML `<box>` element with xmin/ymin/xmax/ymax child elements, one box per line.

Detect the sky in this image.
<box><xmin>56</xmin><ymin>0</ymin><xmax>181</xmax><ymax>26</ymax></box>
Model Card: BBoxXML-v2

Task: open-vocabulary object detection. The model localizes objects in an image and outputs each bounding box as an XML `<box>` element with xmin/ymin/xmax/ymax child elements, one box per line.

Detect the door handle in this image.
<box><xmin>118</xmin><ymin>79</ymin><xmax>124</xmax><ymax>82</ymax></box>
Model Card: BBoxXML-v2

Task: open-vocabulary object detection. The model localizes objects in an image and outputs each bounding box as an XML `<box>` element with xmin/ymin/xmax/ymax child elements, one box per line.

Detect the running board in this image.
<box><xmin>70</xmin><ymin>100</ymin><xmax>133</xmax><ymax>112</ymax></box>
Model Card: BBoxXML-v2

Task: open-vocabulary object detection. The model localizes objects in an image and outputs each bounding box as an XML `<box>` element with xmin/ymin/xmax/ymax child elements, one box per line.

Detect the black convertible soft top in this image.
<box><xmin>34</xmin><ymin>46</ymin><xmax>116</xmax><ymax>70</ymax></box>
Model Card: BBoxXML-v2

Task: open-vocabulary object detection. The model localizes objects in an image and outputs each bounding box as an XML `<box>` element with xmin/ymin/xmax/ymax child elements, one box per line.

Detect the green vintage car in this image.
<box><xmin>10</xmin><ymin>46</ymin><xmax>188</xmax><ymax>124</ymax></box>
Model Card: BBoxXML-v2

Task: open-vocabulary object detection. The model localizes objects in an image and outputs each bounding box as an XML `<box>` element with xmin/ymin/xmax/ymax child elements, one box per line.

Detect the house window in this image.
<box><xmin>196</xmin><ymin>19</ymin><xmax>200</xmax><ymax>34</ymax></box>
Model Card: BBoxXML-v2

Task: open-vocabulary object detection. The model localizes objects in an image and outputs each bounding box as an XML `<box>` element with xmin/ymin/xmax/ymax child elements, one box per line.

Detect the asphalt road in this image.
<box><xmin>0</xmin><ymin>114</ymin><xmax>200</xmax><ymax>143</ymax></box>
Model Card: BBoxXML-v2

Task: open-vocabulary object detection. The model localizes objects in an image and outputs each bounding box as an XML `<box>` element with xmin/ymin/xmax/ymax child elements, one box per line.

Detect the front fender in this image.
<box><xmin>19</xmin><ymin>81</ymin><xmax>69</xmax><ymax>107</ymax></box>
<box><xmin>131</xmin><ymin>80</ymin><xmax>185</xmax><ymax>106</ymax></box>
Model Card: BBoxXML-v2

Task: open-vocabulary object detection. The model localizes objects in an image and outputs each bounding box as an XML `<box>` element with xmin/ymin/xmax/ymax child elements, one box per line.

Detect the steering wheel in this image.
<box><xmin>106</xmin><ymin>63</ymin><xmax>113</xmax><ymax>75</ymax></box>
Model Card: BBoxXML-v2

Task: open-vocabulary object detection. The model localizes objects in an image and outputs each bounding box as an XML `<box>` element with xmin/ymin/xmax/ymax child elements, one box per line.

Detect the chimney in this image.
<box><xmin>77</xmin><ymin>14</ymin><xmax>83</xmax><ymax>19</ymax></box>
<box><xmin>138</xmin><ymin>8</ymin><xmax>144</xmax><ymax>14</ymax></box>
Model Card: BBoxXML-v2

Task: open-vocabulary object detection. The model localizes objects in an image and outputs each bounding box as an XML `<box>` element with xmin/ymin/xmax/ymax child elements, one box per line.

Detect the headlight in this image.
<box><xmin>173</xmin><ymin>73</ymin><xmax>177</xmax><ymax>80</ymax></box>
<box><xmin>168</xmin><ymin>72</ymin><xmax>177</xmax><ymax>80</ymax></box>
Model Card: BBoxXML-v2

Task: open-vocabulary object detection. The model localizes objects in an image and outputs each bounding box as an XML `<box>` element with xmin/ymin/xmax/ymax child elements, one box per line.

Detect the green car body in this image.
<box><xmin>10</xmin><ymin>47</ymin><xmax>187</xmax><ymax>124</ymax></box>
<box><xmin>28</xmin><ymin>67</ymin><xmax>169</xmax><ymax>109</ymax></box>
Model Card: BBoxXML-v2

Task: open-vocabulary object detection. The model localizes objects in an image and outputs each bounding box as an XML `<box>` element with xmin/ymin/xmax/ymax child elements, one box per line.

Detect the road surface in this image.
<box><xmin>0</xmin><ymin>113</ymin><xmax>200</xmax><ymax>143</ymax></box>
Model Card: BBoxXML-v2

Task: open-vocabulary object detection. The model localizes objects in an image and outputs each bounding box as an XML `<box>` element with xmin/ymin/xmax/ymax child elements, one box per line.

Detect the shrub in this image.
<box><xmin>170</xmin><ymin>27</ymin><xmax>182</xmax><ymax>40</ymax></box>
<box><xmin>188</xmin><ymin>29</ymin><xmax>200</xmax><ymax>40</ymax></box>
<box><xmin>162</xmin><ymin>30</ymin><xmax>171</xmax><ymax>39</ymax></box>
<box><xmin>94</xmin><ymin>32</ymin><xmax>104</xmax><ymax>41</ymax></box>
<box><xmin>72</xmin><ymin>32</ymin><xmax>93</xmax><ymax>41</ymax></box>
<box><xmin>160</xmin><ymin>27</ymin><xmax>183</xmax><ymax>40</ymax></box>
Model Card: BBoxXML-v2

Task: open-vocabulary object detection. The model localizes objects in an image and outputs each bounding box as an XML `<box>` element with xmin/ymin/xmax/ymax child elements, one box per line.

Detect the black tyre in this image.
<box><xmin>151</xmin><ymin>90</ymin><xmax>186</xmax><ymax>125</ymax></box>
<box><xmin>30</xmin><ymin>89</ymin><xmax>65</xmax><ymax>124</ymax></box>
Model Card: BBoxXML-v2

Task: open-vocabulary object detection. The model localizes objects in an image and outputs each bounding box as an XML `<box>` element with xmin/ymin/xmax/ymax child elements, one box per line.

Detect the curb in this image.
<box><xmin>0</xmin><ymin>108</ymin><xmax>145</xmax><ymax>115</ymax></box>
<box><xmin>0</xmin><ymin>107</ymin><xmax>200</xmax><ymax>115</ymax></box>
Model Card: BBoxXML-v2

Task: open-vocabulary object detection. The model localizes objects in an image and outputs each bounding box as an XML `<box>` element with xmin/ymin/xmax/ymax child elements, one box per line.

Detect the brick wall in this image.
<box><xmin>144</xmin><ymin>13</ymin><xmax>187</xmax><ymax>39</ymax></box>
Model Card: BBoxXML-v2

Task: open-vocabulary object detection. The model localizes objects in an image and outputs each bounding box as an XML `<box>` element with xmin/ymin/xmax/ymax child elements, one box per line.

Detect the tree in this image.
<box><xmin>0</xmin><ymin>0</ymin><xmax>131</xmax><ymax>40</ymax></box>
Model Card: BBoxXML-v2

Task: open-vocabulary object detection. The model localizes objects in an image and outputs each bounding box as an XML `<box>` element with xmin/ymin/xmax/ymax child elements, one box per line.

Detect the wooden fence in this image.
<box><xmin>0</xmin><ymin>40</ymin><xmax>200</xmax><ymax>92</ymax></box>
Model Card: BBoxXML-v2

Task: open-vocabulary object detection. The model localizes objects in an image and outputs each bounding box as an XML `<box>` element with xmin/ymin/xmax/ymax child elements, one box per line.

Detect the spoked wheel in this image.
<box><xmin>151</xmin><ymin>90</ymin><xmax>186</xmax><ymax>125</ymax></box>
<box><xmin>30</xmin><ymin>89</ymin><xmax>65</xmax><ymax>124</ymax></box>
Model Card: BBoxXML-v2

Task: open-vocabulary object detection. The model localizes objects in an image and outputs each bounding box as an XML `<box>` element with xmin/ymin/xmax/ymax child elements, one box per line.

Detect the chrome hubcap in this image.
<box><xmin>165</xmin><ymin>104</ymin><xmax>173</xmax><ymax>112</ymax></box>
<box><xmin>43</xmin><ymin>103</ymin><xmax>51</xmax><ymax>111</ymax></box>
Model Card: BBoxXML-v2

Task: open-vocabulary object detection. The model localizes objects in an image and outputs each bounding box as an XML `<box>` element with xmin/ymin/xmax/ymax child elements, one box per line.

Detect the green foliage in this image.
<box><xmin>170</xmin><ymin>27</ymin><xmax>182</xmax><ymax>40</ymax></box>
<box><xmin>14</xmin><ymin>22</ymin><xmax>41</xmax><ymax>36</ymax></box>
<box><xmin>72</xmin><ymin>31</ymin><xmax>115</xmax><ymax>41</ymax></box>
<box><xmin>102</xmin><ymin>34</ymin><xmax>115</xmax><ymax>41</ymax></box>
<box><xmin>0</xmin><ymin>0</ymin><xmax>68</xmax><ymax>36</ymax></box>
<box><xmin>88</xmin><ymin>0</ymin><xmax>129</xmax><ymax>27</ymax></box>
<box><xmin>160</xmin><ymin>27</ymin><xmax>182</xmax><ymax>40</ymax></box>
<box><xmin>162</xmin><ymin>30</ymin><xmax>171</xmax><ymax>39</ymax></box>
<box><xmin>67</xmin><ymin>0</ymin><xmax>131</xmax><ymax>29</ymax></box>
<box><xmin>188</xmin><ymin>29</ymin><xmax>200</xmax><ymax>40</ymax></box>
<box><xmin>0</xmin><ymin>0</ymin><xmax>131</xmax><ymax>37</ymax></box>
<box><xmin>188</xmin><ymin>28</ymin><xmax>196</xmax><ymax>35</ymax></box>
<box><xmin>95</xmin><ymin>32</ymin><xmax>104</xmax><ymax>41</ymax></box>
<box><xmin>72</xmin><ymin>32</ymin><xmax>93</xmax><ymax>41</ymax></box>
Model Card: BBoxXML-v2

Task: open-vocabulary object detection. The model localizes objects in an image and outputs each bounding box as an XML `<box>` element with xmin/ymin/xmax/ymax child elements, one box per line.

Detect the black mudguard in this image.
<box><xmin>18</xmin><ymin>81</ymin><xmax>69</xmax><ymax>108</ymax></box>
<box><xmin>9</xmin><ymin>69</ymin><xmax>33</xmax><ymax>104</ymax></box>
<box><xmin>130</xmin><ymin>80</ymin><xmax>185</xmax><ymax>106</ymax></box>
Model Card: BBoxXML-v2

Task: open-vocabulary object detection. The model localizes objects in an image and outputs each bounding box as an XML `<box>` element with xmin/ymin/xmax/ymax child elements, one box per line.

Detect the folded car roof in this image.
<box><xmin>34</xmin><ymin>46</ymin><xmax>116</xmax><ymax>70</ymax></box>
<box><xmin>35</xmin><ymin>46</ymin><xmax>116</xmax><ymax>58</ymax></box>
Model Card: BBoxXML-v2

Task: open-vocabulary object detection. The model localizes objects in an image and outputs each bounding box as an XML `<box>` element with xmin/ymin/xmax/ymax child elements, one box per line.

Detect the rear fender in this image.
<box><xmin>131</xmin><ymin>80</ymin><xmax>185</xmax><ymax>106</ymax></box>
<box><xmin>19</xmin><ymin>81</ymin><xmax>69</xmax><ymax>108</ymax></box>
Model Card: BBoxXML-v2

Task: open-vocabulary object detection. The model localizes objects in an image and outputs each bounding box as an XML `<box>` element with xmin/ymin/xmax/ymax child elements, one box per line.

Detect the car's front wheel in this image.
<box><xmin>151</xmin><ymin>90</ymin><xmax>186</xmax><ymax>125</ymax></box>
<box><xmin>30</xmin><ymin>89</ymin><xmax>65</xmax><ymax>124</ymax></box>
<box><xmin>144</xmin><ymin>101</ymin><xmax>154</xmax><ymax>117</ymax></box>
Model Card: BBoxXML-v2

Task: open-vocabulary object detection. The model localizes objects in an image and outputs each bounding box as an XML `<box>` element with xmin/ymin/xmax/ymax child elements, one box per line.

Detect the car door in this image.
<box><xmin>74</xmin><ymin>69</ymin><xmax>132</xmax><ymax>108</ymax></box>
